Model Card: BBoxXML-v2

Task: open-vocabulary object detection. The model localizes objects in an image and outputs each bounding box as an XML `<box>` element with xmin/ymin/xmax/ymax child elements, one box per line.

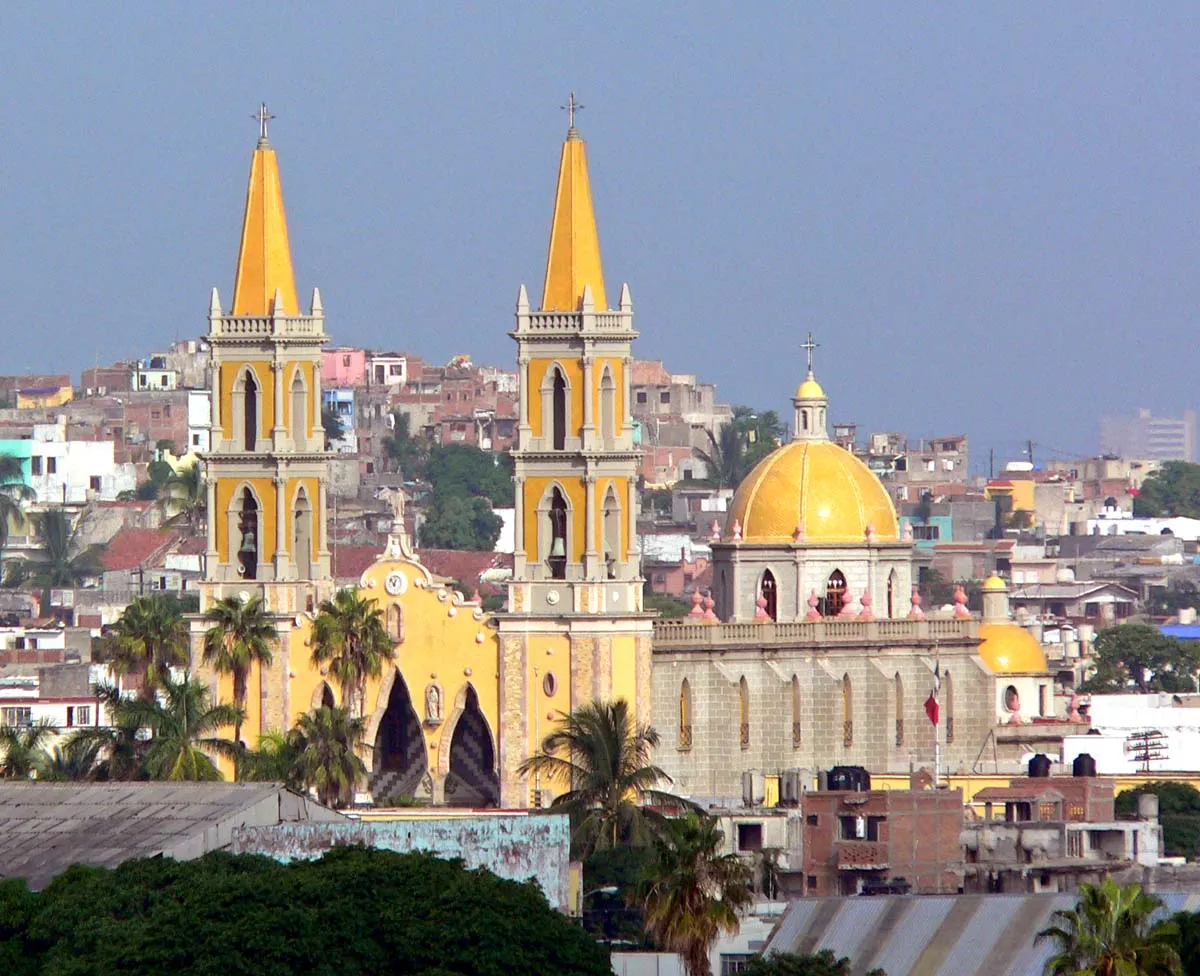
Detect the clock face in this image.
<box><xmin>384</xmin><ymin>571</ymin><xmax>407</xmax><ymax>596</ymax></box>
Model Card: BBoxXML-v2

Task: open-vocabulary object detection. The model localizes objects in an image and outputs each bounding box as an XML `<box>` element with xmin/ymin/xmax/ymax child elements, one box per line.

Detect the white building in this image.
<box><xmin>367</xmin><ymin>353</ymin><xmax>407</xmax><ymax>388</ymax></box>
<box><xmin>29</xmin><ymin>419</ymin><xmax>137</xmax><ymax>504</ymax></box>
<box><xmin>1087</xmin><ymin>505</ymin><xmax>1200</xmax><ymax>543</ymax></box>
<box><xmin>0</xmin><ymin>663</ymin><xmax>116</xmax><ymax>734</ymax></box>
<box><xmin>131</xmin><ymin>355</ymin><xmax>179</xmax><ymax>392</ymax></box>
<box><xmin>1063</xmin><ymin>693</ymin><xmax>1200</xmax><ymax>774</ymax></box>
<box><xmin>187</xmin><ymin>390</ymin><xmax>212</xmax><ymax>452</ymax></box>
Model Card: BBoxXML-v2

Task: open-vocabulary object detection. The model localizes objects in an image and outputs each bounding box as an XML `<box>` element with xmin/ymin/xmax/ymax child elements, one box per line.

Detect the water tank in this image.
<box><xmin>1138</xmin><ymin>793</ymin><xmax>1160</xmax><ymax>822</ymax></box>
<box><xmin>1072</xmin><ymin>753</ymin><xmax>1097</xmax><ymax>778</ymax></box>
<box><xmin>829</xmin><ymin>765</ymin><xmax>871</xmax><ymax>791</ymax></box>
<box><xmin>1028</xmin><ymin>754</ymin><xmax>1052</xmax><ymax>778</ymax></box>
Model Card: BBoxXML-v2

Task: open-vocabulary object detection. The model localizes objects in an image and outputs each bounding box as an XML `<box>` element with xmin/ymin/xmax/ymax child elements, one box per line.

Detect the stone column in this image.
<box><xmin>312</xmin><ymin>361</ymin><xmax>323</xmax><ymax>439</ymax></box>
<box><xmin>318</xmin><ymin>481</ymin><xmax>330</xmax><ymax>558</ymax></box>
<box><xmin>622</xmin><ymin>356</ymin><xmax>633</xmax><ymax>430</ymax></box>
<box><xmin>584</xmin><ymin>473</ymin><xmax>598</xmax><ymax>578</ymax></box>
<box><xmin>272</xmin><ymin>358</ymin><xmax>285</xmax><ymax>449</ymax></box>
<box><xmin>626</xmin><ymin>477</ymin><xmax>638</xmax><ymax>577</ymax></box>
<box><xmin>205</xmin><ymin>474</ymin><xmax>218</xmax><ymax>574</ymax></box>
<box><xmin>274</xmin><ymin>474</ymin><xmax>288</xmax><ymax>577</ymax></box>
<box><xmin>210</xmin><ymin>363</ymin><xmax>222</xmax><ymax>450</ymax></box>
<box><xmin>581</xmin><ymin>352</ymin><xmax>594</xmax><ymax>449</ymax></box>
<box><xmin>517</xmin><ymin>356</ymin><xmax>531</xmax><ymax>443</ymax></box>
<box><xmin>514</xmin><ymin>476</ymin><xmax>526</xmax><ymax>575</ymax></box>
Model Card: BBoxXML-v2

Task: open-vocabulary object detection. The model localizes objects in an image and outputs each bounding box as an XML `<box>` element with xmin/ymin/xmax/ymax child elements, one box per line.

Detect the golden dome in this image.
<box><xmin>978</xmin><ymin>623</ymin><xmax>1050</xmax><ymax>674</ymax></box>
<box><xmin>794</xmin><ymin>377</ymin><xmax>826</xmax><ymax>400</ymax></box>
<box><xmin>982</xmin><ymin>574</ymin><xmax>1008</xmax><ymax>592</ymax></box>
<box><xmin>727</xmin><ymin>441</ymin><xmax>900</xmax><ymax>543</ymax></box>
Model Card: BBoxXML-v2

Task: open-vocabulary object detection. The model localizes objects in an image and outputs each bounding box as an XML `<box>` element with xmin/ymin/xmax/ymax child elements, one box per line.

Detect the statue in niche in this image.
<box><xmin>425</xmin><ymin>683</ymin><xmax>443</xmax><ymax>724</ymax></box>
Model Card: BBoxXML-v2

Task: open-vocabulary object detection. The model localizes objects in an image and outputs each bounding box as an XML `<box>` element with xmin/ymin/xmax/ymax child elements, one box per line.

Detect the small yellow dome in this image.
<box><xmin>983</xmin><ymin>575</ymin><xmax>1008</xmax><ymax>592</ymax></box>
<box><xmin>794</xmin><ymin>377</ymin><xmax>826</xmax><ymax>400</ymax></box>
<box><xmin>727</xmin><ymin>441</ymin><xmax>899</xmax><ymax>543</ymax></box>
<box><xmin>978</xmin><ymin>623</ymin><xmax>1049</xmax><ymax>674</ymax></box>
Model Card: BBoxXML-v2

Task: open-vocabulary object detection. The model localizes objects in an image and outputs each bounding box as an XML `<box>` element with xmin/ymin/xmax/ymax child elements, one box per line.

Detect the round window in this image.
<box><xmin>543</xmin><ymin>672</ymin><xmax>557</xmax><ymax>697</ymax></box>
<box><xmin>1004</xmin><ymin>685</ymin><xmax>1020</xmax><ymax>712</ymax></box>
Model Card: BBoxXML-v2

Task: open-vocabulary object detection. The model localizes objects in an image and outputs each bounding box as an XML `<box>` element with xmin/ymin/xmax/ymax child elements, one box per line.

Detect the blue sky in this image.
<box><xmin>2</xmin><ymin>4</ymin><xmax>1199</xmax><ymax>470</ymax></box>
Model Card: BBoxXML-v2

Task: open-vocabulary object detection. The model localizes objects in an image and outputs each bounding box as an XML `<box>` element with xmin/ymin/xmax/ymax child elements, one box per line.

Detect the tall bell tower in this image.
<box><xmin>497</xmin><ymin>98</ymin><xmax>653</xmax><ymax>807</ymax></box>
<box><xmin>200</xmin><ymin>105</ymin><xmax>331</xmax><ymax>614</ymax></box>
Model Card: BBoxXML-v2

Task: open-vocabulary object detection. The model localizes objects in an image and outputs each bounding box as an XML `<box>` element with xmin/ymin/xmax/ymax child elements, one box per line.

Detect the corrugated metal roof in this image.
<box><xmin>765</xmin><ymin>893</ymin><xmax>1199</xmax><ymax>976</ymax></box>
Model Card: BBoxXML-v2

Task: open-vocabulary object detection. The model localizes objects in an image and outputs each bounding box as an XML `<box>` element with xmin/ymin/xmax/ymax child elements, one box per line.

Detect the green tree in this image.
<box><xmin>518</xmin><ymin>699</ymin><xmax>689</xmax><ymax>857</ymax></box>
<box><xmin>424</xmin><ymin>443</ymin><xmax>514</xmax><ymax>507</ymax></box>
<box><xmin>644</xmin><ymin>588</ymin><xmax>693</xmax><ymax>619</ymax></box>
<box><xmin>1149</xmin><ymin>581</ymin><xmax>1200</xmax><ymax>618</ymax></box>
<box><xmin>310</xmin><ymin>588</ymin><xmax>396</xmax><ymax>717</ymax></box>
<box><xmin>64</xmin><ymin>684</ymin><xmax>148</xmax><ymax>781</ymax></box>
<box><xmin>418</xmin><ymin>494</ymin><xmax>503</xmax><ymax>550</ymax></box>
<box><xmin>202</xmin><ymin>594</ymin><xmax>277</xmax><ymax>748</ymax></box>
<box><xmin>288</xmin><ymin>705</ymin><xmax>368</xmax><ymax>807</ymax></box>
<box><xmin>0</xmin><ymin>720</ymin><xmax>57</xmax><ymax>778</ymax></box>
<box><xmin>1168</xmin><ymin>910</ymin><xmax>1200</xmax><ymax>976</ymax></box>
<box><xmin>1134</xmin><ymin>461</ymin><xmax>1200</xmax><ymax>518</ymax></box>
<box><xmin>1035</xmin><ymin>878</ymin><xmax>1181</xmax><ymax>976</ymax></box>
<box><xmin>322</xmin><ymin>404</ymin><xmax>345</xmax><ymax>449</ymax></box>
<box><xmin>238</xmin><ymin>729</ymin><xmax>302</xmax><ymax>786</ymax></box>
<box><xmin>162</xmin><ymin>462</ymin><xmax>205</xmax><ymax>532</ymax></box>
<box><xmin>37</xmin><ymin>739</ymin><xmax>105</xmax><ymax>782</ymax></box>
<box><xmin>104</xmin><ymin>594</ymin><xmax>190</xmax><ymax>698</ymax></box>
<box><xmin>693</xmin><ymin>407</ymin><xmax>783</xmax><ymax>490</ymax></box>
<box><xmin>638</xmin><ymin>813</ymin><xmax>754</xmax><ymax>976</ymax></box>
<box><xmin>0</xmin><ymin>847</ymin><xmax>612</xmax><ymax>975</ymax></box>
<box><xmin>0</xmin><ymin>454</ymin><xmax>33</xmax><ymax>583</ymax></box>
<box><xmin>1116</xmin><ymin>782</ymin><xmax>1200</xmax><ymax>860</ymax></box>
<box><xmin>115</xmin><ymin>673</ymin><xmax>243</xmax><ymax>781</ymax></box>
<box><xmin>382</xmin><ymin>411</ymin><xmax>430</xmax><ymax>479</ymax></box>
<box><xmin>739</xmin><ymin>950</ymin><xmax>885</xmax><ymax>976</ymax></box>
<box><xmin>1081</xmin><ymin>624</ymin><xmax>1199</xmax><ymax>694</ymax></box>
<box><xmin>33</xmin><ymin>508</ymin><xmax>103</xmax><ymax>589</ymax></box>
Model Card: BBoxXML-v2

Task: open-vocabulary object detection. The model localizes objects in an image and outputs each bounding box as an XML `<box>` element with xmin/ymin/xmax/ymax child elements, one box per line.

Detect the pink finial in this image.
<box><xmin>859</xmin><ymin>591</ymin><xmax>873</xmax><ymax>620</ymax></box>
<box><xmin>909</xmin><ymin>587</ymin><xmax>924</xmax><ymax>620</ymax></box>
<box><xmin>688</xmin><ymin>589</ymin><xmax>704</xmax><ymax>618</ymax></box>
<box><xmin>838</xmin><ymin>591</ymin><xmax>857</xmax><ymax>617</ymax></box>
<box><xmin>793</xmin><ymin>521</ymin><xmax>805</xmax><ymax>543</ymax></box>
<box><xmin>710</xmin><ymin>519</ymin><xmax>721</xmax><ymax>542</ymax></box>
<box><xmin>953</xmin><ymin>585</ymin><xmax>971</xmax><ymax>618</ymax></box>
<box><xmin>865</xmin><ymin>523</ymin><xmax>876</xmax><ymax>542</ymax></box>
<box><xmin>902</xmin><ymin>521</ymin><xmax>914</xmax><ymax>543</ymax></box>
<box><xmin>754</xmin><ymin>594</ymin><xmax>769</xmax><ymax>621</ymax></box>
<box><xmin>701</xmin><ymin>594</ymin><xmax>718</xmax><ymax>623</ymax></box>
<box><xmin>806</xmin><ymin>590</ymin><xmax>821</xmax><ymax>621</ymax></box>
<box><xmin>731</xmin><ymin>519</ymin><xmax>742</xmax><ymax>542</ymax></box>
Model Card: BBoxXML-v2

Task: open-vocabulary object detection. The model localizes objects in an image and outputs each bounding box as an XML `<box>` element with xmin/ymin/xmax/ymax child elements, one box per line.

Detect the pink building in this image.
<box><xmin>322</xmin><ymin>347</ymin><xmax>367</xmax><ymax>387</ymax></box>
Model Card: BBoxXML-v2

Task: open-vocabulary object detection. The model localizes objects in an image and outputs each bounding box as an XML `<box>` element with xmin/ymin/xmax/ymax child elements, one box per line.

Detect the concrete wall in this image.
<box><xmin>230</xmin><ymin>813</ymin><xmax>572</xmax><ymax>911</ymax></box>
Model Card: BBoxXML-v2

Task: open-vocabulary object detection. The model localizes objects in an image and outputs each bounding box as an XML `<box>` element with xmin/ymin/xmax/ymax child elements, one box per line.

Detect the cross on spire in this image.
<box><xmin>801</xmin><ymin>332</ymin><xmax>820</xmax><ymax>374</ymax></box>
<box><xmin>253</xmin><ymin>102</ymin><xmax>275</xmax><ymax>144</ymax></box>
<box><xmin>562</xmin><ymin>91</ymin><xmax>583</xmax><ymax>132</ymax></box>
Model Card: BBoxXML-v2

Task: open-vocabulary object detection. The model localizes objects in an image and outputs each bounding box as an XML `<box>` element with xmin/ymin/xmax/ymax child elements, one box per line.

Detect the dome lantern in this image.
<box><xmin>793</xmin><ymin>332</ymin><xmax>828</xmax><ymax>443</ymax></box>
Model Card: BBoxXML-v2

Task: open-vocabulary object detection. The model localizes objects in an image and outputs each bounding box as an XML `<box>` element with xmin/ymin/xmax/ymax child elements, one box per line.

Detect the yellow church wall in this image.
<box><xmin>592</xmin><ymin>357</ymin><xmax>625</xmax><ymax>434</ymax></box>
<box><xmin>214</xmin><ymin>476</ymin><xmax>278</xmax><ymax>565</ymax></box>
<box><xmin>610</xmin><ymin>632</ymin><xmax>639</xmax><ymax>721</ymax></box>
<box><xmin>522</xmin><ymin>476</ymin><xmax>587</xmax><ymax>563</ymax></box>
<box><xmin>218</xmin><ymin>360</ymin><xmax>277</xmax><ymax>443</ymax></box>
<box><xmin>527</xmin><ymin>357</ymin><xmax>584</xmax><ymax>440</ymax></box>
<box><xmin>524</xmin><ymin>633</ymin><xmax>573</xmax><ymax>760</ymax></box>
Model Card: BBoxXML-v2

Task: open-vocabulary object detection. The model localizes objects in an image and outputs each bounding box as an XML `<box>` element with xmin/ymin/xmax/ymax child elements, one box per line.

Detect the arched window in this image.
<box><xmin>944</xmin><ymin>671</ymin><xmax>954</xmax><ymax>744</ymax></box>
<box><xmin>293</xmin><ymin>487</ymin><xmax>313</xmax><ymax>579</ymax></box>
<box><xmin>552</xmin><ymin>367</ymin><xmax>567</xmax><ymax>450</ymax></box>
<box><xmin>602</xmin><ymin>486</ymin><xmax>621</xmax><ymax>578</ymax></box>
<box><xmin>236</xmin><ymin>486</ymin><xmax>259</xmax><ymax>580</ymax></box>
<box><xmin>823</xmin><ymin>570</ymin><xmax>847</xmax><ymax>617</ymax></box>
<box><xmin>887</xmin><ymin>570</ymin><xmax>898</xmax><ymax>618</ymax></box>
<box><xmin>842</xmin><ymin>673</ymin><xmax>853</xmax><ymax>747</ymax></box>
<box><xmin>600</xmin><ymin>366</ymin><xmax>616</xmax><ymax>444</ymax></box>
<box><xmin>679</xmin><ymin>679</ymin><xmax>692</xmax><ymax>751</ymax></box>
<box><xmin>548</xmin><ymin>487</ymin><xmax>568</xmax><ymax>579</ymax></box>
<box><xmin>243</xmin><ymin>369</ymin><xmax>258</xmax><ymax>451</ymax></box>
<box><xmin>738</xmin><ymin>676</ymin><xmax>750</xmax><ymax>750</ymax></box>
<box><xmin>760</xmin><ymin>569</ymin><xmax>778</xmax><ymax>621</ymax></box>
<box><xmin>290</xmin><ymin>370</ymin><xmax>308</xmax><ymax>450</ymax></box>
<box><xmin>895</xmin><ymin>672</ymin><xmax>904</xmax><ymax>747</ymax></box>
<box><xmin>801</xmin><ymin>410</ymin><xmax>809</xmax><ymax>431</ymax></box>
<box><xmin>791</xmin><ymin>674</ymin><xmax>801</xmax><ymax>748</ymax></box>
<box><xmin>387</xmin><ymin>603</ymin><xmax>404</xmax><ymax>643</ymax></box>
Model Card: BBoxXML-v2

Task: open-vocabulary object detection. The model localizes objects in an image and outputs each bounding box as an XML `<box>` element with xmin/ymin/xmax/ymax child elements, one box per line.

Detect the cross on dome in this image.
<box><xmin>562</xmin><ymin>91</ymin><xmax>584</xmax><ymax>136</ymax></box>
<box><xmin>801</xmin><ymin>332</ymin><xmax>820</xmax><ymax>374</ymax></box>
<box><xmin>253</xmin><ymin>102</ymin><xmax>275</xmax><ymax>145</ymax></box>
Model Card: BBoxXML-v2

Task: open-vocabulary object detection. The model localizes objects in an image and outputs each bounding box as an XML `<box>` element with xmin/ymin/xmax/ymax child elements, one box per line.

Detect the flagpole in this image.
<box><xmin>933</xmin><ymin>642</ymin><xmax>941</xmax><ymax>788</ymax></box>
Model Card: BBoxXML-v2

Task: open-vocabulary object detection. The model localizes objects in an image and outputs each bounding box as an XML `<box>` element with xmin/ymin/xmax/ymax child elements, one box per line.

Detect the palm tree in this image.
<box><xmin>64</xmin><ymin>683</ymin><xmax>147</xmax><ymax>781</ymax></box>
<box><xmin>693</xmin><ymin>422</ymin><xmax>748</xmax><ymax>489</ymax></box>
<box><xmin>238</xmin><ymin>729</ymin><xmax>302</xmax><ymax>787</ymax></box>
<box><xmin>202</xmin><ymin>595</ymin><xmax>276</xmax><ymax>746</ymax></box>
<box><xmin>638</xmin><ymin>813</ymin><xmax>754</xmax><ymax>976</ymax></box>
<box><xmin>288</xmin><ymin>706</ymin><xmax>367</xmax><ymax>807</ymax></box>
<box><xmin>310</xmin><ymin>589</ymin><xmax>395</xmax><ymax>717</ymax></box>
<box><xmin>163</xmin><ymin>462</ymin><xmax>205</xmax><ymax>532</ymax></box>
<box><xmin>0</xmin><ymin>453</ymin><xmax>33</xmax><ymax>582</ymax></box>
<box><xmin>38</xmin><ymin>738</ymin><xmax>104</xmax><ymax>781</ymax></box>
<box><xmin>517</xmin><ymin>699</ymin><xmax>690</xmax><ymax>857</ymax></box>
<box><xmin>0</xmin><ymin>719</ymin><xmax>57</xmax><ymax>778</ymax></box>
<box><xmin>34</xmin><ymin>507</ymin><xmax>102</xmax><ymax>588</ymax></box>
<box><xmin>116</xmin><ymin>673</ymin><xmax>243</xmax><ymax>781</ymax></box>
<box><xmin>1036</xmin><ymin>878</ymin><xmax>1181</xmax><ymax>976</ymax></box>
<box><xmin>106</xmin><ymin>594</ymin><xmax>190</xmax><ymax>697</ymax></box>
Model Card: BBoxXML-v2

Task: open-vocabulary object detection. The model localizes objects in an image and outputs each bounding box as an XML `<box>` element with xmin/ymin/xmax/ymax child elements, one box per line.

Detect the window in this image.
<box><xmin>806</xmin><ymin>815</ymin><xmax>819</xmax><ymax>826</ymax></box>
<box><xmin>659</xmin><ymin>391</ymin><xmax>670</xmax><ymax>404</ymax></box>
<box><xmin>30</xmin><ymin>457</ymin><xmax>42</xmax><ymax>475</ymax></box>
<box><xmin>163</xmin><ymin>404</ymin><xmax>171</xmax><ymax>417</ymax></box>
<box><xmin>720</xmin><ymin>956</ymin><xmax>756</xmax><ymax>976</ymax></box>
<box><xmin>840</xmin><ymin>815</ymin><xmax>864</xmax><ymax>840</ymax></box>
<box><xmin>151</xmin><ymin>410</ymin><xmax>161</xmax><ymax>421</ymax></box>
<box><xmin>913</xmin><ymin>524</ymin><xmax>940</xmax><ymax>541</ymax></box>
<box><xmin>543</xmin><ymin>672</ymin><xmax>557</xmax><ymax>697</ymax></box>
<box><xmin>76</xmin><ymin>705</ymin><xmax>91</xmax><ymax>726</ymax></box>
<box><xmin>736</xmin><ymin>822</ymin><xmax>763</xmax><ymax>852</ymax></box>
<box><xmin>791</xmin><ymin>675</ymin><xmax>802</xmax><ymax>747</ymax></box>
<box><xmin>1</xmin><ymin>707</ymin><xmax>31</xmax><ymax>726</ymax></box>
<box><xmin>89</xmin><ymin>476</ymin><xmax>101</xmax><ymax>492</ymax></box>
<box><xmin>551</xmin><ymin>368</ymin><xmax>567</xmax><ymax>450</ymax></box>
<box><xmin>192</xmin><ymin>434</ymin><xmax>201</xmax><ymax>446</ymax></box>
<box><xmin>387</xmin><ymin>604</ymin><xmax>404</xmax><ymax>642</ymax></box>
<box><xmin>636</xmin><ymin>391</ymin><xmax>647</xmax><ymax>405</ymax></box>
<box><xmin>806</xmin><ymin>875</ymin><xmax>818</xmax><ymax>892</ymax></box>
<box><xmin>842</xmin><ymin>673</ymin><xmax>853</xmax><ymax>747</ymax></box>
<box><xmin>738</xmin><ymin>676</ymin><xmax>750</xmax><ymax>750</ymax></box>
<box><xmin>679</xmin><ymin>679</ymin><xmax>692</xmax><ymax>751</ymax></box>
<box><xmin>342</xmin><ymin>355</ymin><xmax>351</xmax><ymax>367</ymax></box>
<box><xmin>759</xmin><ymin>569</ymin><xmax>778</xmax><ymax>620</ymax></box>
<box><xmin>823</xmin><ymin>570</ymin><xmax>847</xmax><ymax>616</ymax></box>
<box><xmin>46</xmin><ymin>457</ymin><xmax>56</xmax><ymax>474</ymax></box>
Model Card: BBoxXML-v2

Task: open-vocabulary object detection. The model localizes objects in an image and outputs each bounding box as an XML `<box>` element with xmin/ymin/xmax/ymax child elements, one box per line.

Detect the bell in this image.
<box><xmin>549</xmin><ymin>537</ymin><xmax>566</xmax><ymax>558</ymax></box>
<box><xmin>239</xmin><ymin>531</ymin><xmax>257</xmax><ymax>555</ymax></box>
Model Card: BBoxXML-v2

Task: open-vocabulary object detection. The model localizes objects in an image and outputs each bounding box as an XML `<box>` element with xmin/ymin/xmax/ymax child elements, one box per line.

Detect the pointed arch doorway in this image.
<box><xmin>444</xmin><ymin>686</ymin><xmax>499</xmax><ymax>807</ymax></box>
<box><xmin>368</xmin><ymin>669</ymin><xmax>427</xmax><ymax>803</ymax></box>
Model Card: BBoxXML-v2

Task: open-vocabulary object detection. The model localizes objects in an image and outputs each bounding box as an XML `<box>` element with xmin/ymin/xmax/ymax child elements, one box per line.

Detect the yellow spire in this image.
<box><xmin>231</xmin><ymin>105</ymin><xmax>299</xmax><ymax>317</ymax></box>
<box><xmin>541</xmin><ymin>95</ymin><xmax>607</xmax><ymax>312</ymax></box>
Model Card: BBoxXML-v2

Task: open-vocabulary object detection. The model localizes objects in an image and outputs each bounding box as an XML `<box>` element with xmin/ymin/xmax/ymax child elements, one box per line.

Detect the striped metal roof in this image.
<box><xmin>765</xmin><ymin>893</ymin><xmax>1200</xmax><ymax>976</ymax></box>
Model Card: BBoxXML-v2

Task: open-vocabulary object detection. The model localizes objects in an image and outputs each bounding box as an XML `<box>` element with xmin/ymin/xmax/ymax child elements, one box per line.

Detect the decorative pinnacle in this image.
<box><xmin>562</xmin><ymin>91</ymin><xmax>583</xmax><ymax>138</ymax></box>
<box><xmin>800</xmin><ymin>331</ymin><xmax>820</xmax><ymax>374</ymax></box>
<box><xmin>253</xmin><ymin>102</ymin><xmax>275</xmax><ymax>146</ymax></box>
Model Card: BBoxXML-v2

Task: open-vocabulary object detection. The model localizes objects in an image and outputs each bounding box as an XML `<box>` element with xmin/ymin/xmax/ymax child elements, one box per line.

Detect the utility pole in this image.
<box><xmin>1027</xmin><ymin>439</ymin><xmax>1034</xmax><ymax>468</ymax></box>
<box><xmin>989</xmin><ymin>448</ymin><xmax>994</xmax><ymax>480</ymax></box>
